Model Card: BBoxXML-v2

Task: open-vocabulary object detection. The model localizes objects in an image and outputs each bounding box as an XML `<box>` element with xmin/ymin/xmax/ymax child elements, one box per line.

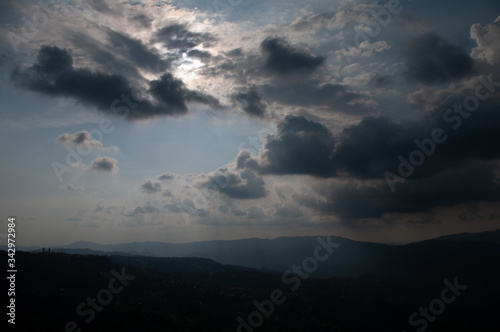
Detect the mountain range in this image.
<box><xmin>7</xmin><ymin>229</ymin><xmax>500</xmax><ymax>283</ymax></box>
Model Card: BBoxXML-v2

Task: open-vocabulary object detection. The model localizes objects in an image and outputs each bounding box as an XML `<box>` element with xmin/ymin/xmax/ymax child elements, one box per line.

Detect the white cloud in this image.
<box><xmin>471</xmin><ymin>16</ymin><xmax>500</xmax><ymax>65</ymax></box>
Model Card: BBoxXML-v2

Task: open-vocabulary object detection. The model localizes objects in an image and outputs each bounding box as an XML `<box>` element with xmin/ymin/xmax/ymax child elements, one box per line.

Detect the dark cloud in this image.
<box><xmin>149</xmin><ymin>73</ymin><xmax>222</xmax><ymax>115</ymax></box>
<box><xmin>277</xmin><ymin>85</ymin><xmax>500</xmax><ymax>220</ymax></box>
<box><xmin>261</xmin><ymin>81</ymin><xmax>376</xmax><ymax>115</ymax></box>
<box><xmin>332</xmin><ymin>90</ymin><xmax>500</xmax><ymax>180</ymax></box>
<box><xmin>90</xmin><ymin>156</ymin><xmax>118</xmax><ymax>172</ymax></box>
<box><xmin>148</xmin><ymin>74</ymin><xmax>191</xmax><ymax>115</ymax></box>
<box><xmin>199</xmin><ymin>40</ymin><xmax>371</xmax><ymax>116</ymax></box>
<box><xmin>331</xmin><ymin>117</ymin><xmax>428</xmax><ymax>179</ymax></box>
<box><xmin>107</xmin><ymin>30</ymin><xmax>170</xmax><ymax>72</ymax></box>
<box><xmin>200</xmin><ymin>166</ymin><xmax>267</xmax><ymax>199</ymax></box>
<box><xmin>140</xmin><ymin>180</ymin><xmax>162</xmax><ymax>194</ymax></box>
<box><xmin>229</xmin><ymin>76</ymin><xmax>500</xmax><ymax>219</ymax></box>
<box><xmin>187</xmin><ymin>49</ymin><xmax>211</xmax><ymax>60</ymax></box>
<box><xmin>153</xmin><ymin>24</ymin><xmax>215</xmax><ymax>51</ymax></box>
<box><xmin>309</xmin><ymin>163</ymin><xmax>500</xmax><ymax>221</ymax></box>
<box><xmin>12</xmin><ymin>45</ymin><xmax>147</xmax><ymax>115</ymax></box>
<box><xmin>242</xmin><ymin>115</ymin><xmax>336</xmax><ymax>177</ymax></box>
<box><xmin>404</xmin><ymin>32</ymin><xmax>474</xmax><ymax>84</ymax></box>
<box><xmin>11</xmin><ymin>46</ymin><xmax>221</xmax><ymax>120</ymax></box>
<box><xmin>231</xmin><ymin>85</ymin><xmax>267</xmax><ymax>118</ymax></box>
<box><xmin>32</xmin><ymin>45</ymin><xmax>73</xmax><ymax>74</ymax></box>
<box><xmin>233</xmin><ymin>76</ymin><xmax>500</xmax><ymax>184</ymax></box>
<box><xmin>201</xmin><ymin>37</ymin><xmax>326</xmax><ymax>85</ymax></box>
<box><xmin>260</xmin><ymin>37</ymin><xmax>325</xmax><ymax>77</ymax></box>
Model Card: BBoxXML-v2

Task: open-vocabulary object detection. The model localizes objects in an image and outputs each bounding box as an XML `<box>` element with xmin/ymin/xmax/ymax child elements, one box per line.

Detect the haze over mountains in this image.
<box><xmin>9</xmin><ymin>229</ymin><xmax>500</xmax><ymax>283</ymax></box>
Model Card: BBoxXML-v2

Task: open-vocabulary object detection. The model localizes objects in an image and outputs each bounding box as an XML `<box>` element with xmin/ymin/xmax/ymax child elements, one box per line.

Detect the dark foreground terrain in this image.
<box><xmin>3</xmin><ymin>233</ymin><xmax>500</xmax><ymax>331</ymax></box>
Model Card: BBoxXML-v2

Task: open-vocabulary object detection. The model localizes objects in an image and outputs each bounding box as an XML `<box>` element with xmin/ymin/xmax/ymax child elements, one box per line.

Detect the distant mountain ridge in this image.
<box><xmin>49</xmin><ymin>229</ymin><xmax>500</xmax><ymax>280</ymax></box>
<box><xmin>433</xmin><ymin>228</ymin><xmax>500</xmax><ymax>243</ymax></box>
<box><xmin>32</xmin><ymin>247</ymin><xmax>136</xmax><ymax>256</ymax></box>
<box><xmin>4</xmin><ymin>229</ymin><xmax>499</xmax><ymax>281</ymax></box>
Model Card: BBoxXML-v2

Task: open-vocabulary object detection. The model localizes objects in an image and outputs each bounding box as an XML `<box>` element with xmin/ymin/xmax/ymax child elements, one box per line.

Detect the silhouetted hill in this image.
<box><xmin>434</xmin><ymin>229</ymin><xmax>500</xmax><ymax>244</ymax></box>
<box><xmin>3</xmin><ymin>250</ymin><xmax>499</xmax><ymax>332</ymax></box>
<box><xmin>32</xmin><ymin>248</ymin><xmax>137</xmax><ymax>256</ymax></box>
<box><xmin>53</xmin><ymin>230</ymin><xmax>500</xmax><ymax>281</ymax></box>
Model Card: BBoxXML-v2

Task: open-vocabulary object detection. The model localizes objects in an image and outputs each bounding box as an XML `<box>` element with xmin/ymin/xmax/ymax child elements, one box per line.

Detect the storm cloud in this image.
<box><xmin>308</xmin><ymin>163</ymin><xmax>500</xmax><ymax>221</ymax></box>
<box><xmin>404</xmin><ymin>32</ymin><xmax>474</xmax><ymax>84</ymax></box>
<box><xmin>11</xmin><ymin>46</ymin><xmax>221</xmax><ymax>120</ymax></box>
<box><xmin>153</xmin><ymin>23</ymin><xmax>215</xmax><ymax>51</ymax></box>
<box><xmin>231</xmin><ymin>86</ymin><xmax>267</xmax><ymax>118</ymax></box>
<box><xmin>242</xmin><ymin>115</ymin><xmax>336</xmax><ymax>177</ymax></box>
<box><xmin>261</xmin><ymin>37</ymin><xmax>325</xmax><ymax>77</ymax></box>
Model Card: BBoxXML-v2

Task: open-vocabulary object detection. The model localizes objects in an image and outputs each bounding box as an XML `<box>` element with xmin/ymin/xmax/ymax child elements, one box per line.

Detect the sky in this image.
<box><xmin>1</xmin><ymin>0</ymin><xmax>500</xmax><ymax>247</ymax></box>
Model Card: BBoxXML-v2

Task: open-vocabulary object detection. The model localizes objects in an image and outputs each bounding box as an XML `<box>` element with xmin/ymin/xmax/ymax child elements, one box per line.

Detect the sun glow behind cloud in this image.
<box><xmin>177</xmin><ymin>53</ymin><xmax>205</xmax><ymax>82</ymax></box>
